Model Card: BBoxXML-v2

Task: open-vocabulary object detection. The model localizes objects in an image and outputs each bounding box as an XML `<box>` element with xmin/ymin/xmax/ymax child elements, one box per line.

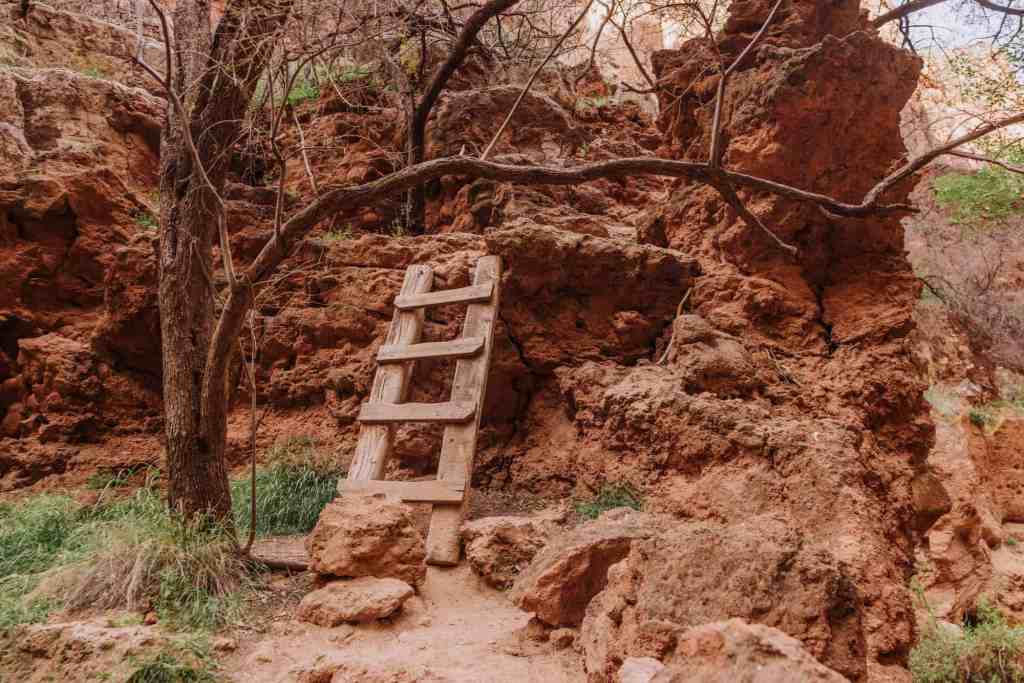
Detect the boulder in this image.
<box><xmin>307</xmin><ymin>495</ymin><xmax>427</xmax><ymax>587</ymax></box>
<box><xmin>580</xmin><ymin>515</ymin><xmax>857</xmax><ymax>682</ymax></box>
<box><xmin>460</xmin><ymin>515</ymin><xmax>554</xmax><ymax>589</ymax></box>
<box><xmin>510</xmin><ymin>508</ymin><xmax>658</xmax><ymax>627</ymax></box>
<box><xmin>650</xmin><ymin>619</ymin><xmax>848</xmax><ymax>683</ymax></box>
<box><xmin>297</xmin><ymin>578</ymin><xmax>414</xmax><ymax>626</ymax></box>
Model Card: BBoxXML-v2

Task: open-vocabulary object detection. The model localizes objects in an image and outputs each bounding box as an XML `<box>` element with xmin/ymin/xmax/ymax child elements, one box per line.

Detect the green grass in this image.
<box><xmin>320</xmin><ymin>227</ymin><xmax>353</xmax><ymax>242</ymax></box>
<box><xmin>135</xmin><ymin>211</ymin><xmax>158</xmax><ymax>231</ymax></box>
<box><xmin>82</xmin><ymin>66</ymin><xmax>106</xmax><ymax>79</ymax></box>
<box><xmin>574</xmin><ymin>484</ymin><xmax>642</xmax><ymax>520</ymax></box>
<box><xmin>126</xmin><ymin>642</ymin><xmax>217</xmax><ymax>683</ymax></box>
<box><xmin>910</xmin><ymin>599</ymin><xmax>1024</xmax><ymax>682</ymax></box>
<box><xmin>1008</xmin><ymin>537</ymin><xmax>1019</xmax><ymax>548</ymax></box>
<box><xmin>934</xmin><ymin>154</ymin><xmax>1024</xmax><ymax>226</ymax></box>
<box><xmin>232</xmin><ymin>436</ymin><xmax>341</xmax><ymax>537</ymax></box>
<box><xmin>0</xmin><ymin>438</ymin><xmax>339</xmax><ymax>632</ymax></box>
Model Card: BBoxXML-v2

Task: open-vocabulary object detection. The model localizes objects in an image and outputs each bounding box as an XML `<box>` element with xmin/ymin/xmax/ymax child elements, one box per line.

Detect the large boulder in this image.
<box><xmin>306</xmin><ymin>495</ymin><xmax>427</xmax><ymax>587</ymax></box>
<box><xmin>580</xmin><ymin>515</ymin><xmax>859</xmax><ymax>682</ymax></box>
<box><xmin>296</xmin><ymin>577</ymin><xmax>414</xmax><ymax>626</ymax></box>
<box><xmin>510</xmin><ymin>508</ymin><xmax>658</xmax><ymax>627</ymax></box>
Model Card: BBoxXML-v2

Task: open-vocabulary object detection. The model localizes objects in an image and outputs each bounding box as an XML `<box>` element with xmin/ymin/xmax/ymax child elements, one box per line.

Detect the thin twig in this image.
<box><xmin>481</xmin><ymin>0</ymin><xmax>596</xmax><ymax>160</ymax></box>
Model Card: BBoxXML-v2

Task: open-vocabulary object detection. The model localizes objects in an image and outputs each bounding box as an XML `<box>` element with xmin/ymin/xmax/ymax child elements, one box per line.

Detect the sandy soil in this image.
<box><xmin>225</xmin><ymin>564</ymin><xmax>584</xmax><ymax>682</ymax></box>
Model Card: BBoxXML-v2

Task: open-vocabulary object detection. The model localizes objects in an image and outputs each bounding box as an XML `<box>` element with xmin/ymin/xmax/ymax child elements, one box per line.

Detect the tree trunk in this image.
<box><xmin>157</xmin><ymin>0</ymin><xmax>232</xmax><ymax>521</ymax></box>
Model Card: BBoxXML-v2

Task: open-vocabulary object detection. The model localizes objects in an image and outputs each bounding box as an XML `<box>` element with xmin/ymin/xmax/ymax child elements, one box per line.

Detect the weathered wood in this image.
<box><xmin>394</xmin><ymin>283</ymin><xmax>494</xmax><ymax>310</ymax></box>
<box><xmin>338</xmin><ymin>479</ymin><xmax>467</xmax><ymax>503</ymax></box>
<box><xmin>357</xmin><ymin>401</ymin><xmax>476</xmax><ymax>424</ymax></box>
<box><xmin>377</xmin><ymin>337</ymin><xmax>485</xmax><ymax>363</ymax></box>
<box><xmin>249</xmin><ymin>535</ymin><xmax>310</xmax><ymax>571</ymax></box>
<box><xmin>346</xmin><ymin>266</ymin><xmax>433</xmax><ymax>481</ymax></box>
<box><xmin>426</xmin><ymin>255</ymin><xmax>502</xmax><ymax>565</ymax></box>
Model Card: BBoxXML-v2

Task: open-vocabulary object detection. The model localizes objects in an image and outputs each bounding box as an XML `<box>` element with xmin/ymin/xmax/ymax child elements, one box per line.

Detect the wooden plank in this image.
<box><xmin>357</xmin><ymin>401</ymin><xmax>476</xmax><ymax>424</ymax></box>
<box><xmin>393</xmin><ymin>283</ymin><xmax>494</xmax><ymax>310</ymax></box>
<box><xmin>346</xmin><ymin>265</ymin><xmax>433</xmax><ymax>482</ymax></box>
<box><xmin>426</xmin><ymin>255</ymin><xmax>502</xmax><ymax>566</ymax></box>
<box><xmin>250</xmin><ymin>536</ymin><xmax>310</xmax><ymax>571</ymax></box>
<box><xmin>377</xmin><ymin>337</ymin><xmax>485</xmax><ymax>363</ymax></box>
<box><xmin>338</xmin><ymin>479</ymin><xmax>466</xmax><ymax>503</ymax></box>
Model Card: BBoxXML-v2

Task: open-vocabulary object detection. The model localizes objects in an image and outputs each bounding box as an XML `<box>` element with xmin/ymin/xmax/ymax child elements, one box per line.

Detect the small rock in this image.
<box><xmin>510</xmin><ymin>508</ymin><xmax>659</xmax><ymax>626</ymax></box>
<box><xmin>211</xmin><ymin>636</ymin><xmax>237</xmax><ymax>652</ymax></box>
<box><xmin>297</xmin><ymin>577</ymin><xmax>415</xmax><ymax>627</ymax></box>
<box><xmin>550</xmin><ymin>628</ymin><xmax>576</xmax><ymax>649</ymax></box>
<box><xmin>618</xmin><ymin>657</ymin><xmax>666</xmax><ymax>683</ymax></box>
<box><xmin>460</xmin><ymin>515</ymin><xmax>552</xmax><ymax>589</ymax></box>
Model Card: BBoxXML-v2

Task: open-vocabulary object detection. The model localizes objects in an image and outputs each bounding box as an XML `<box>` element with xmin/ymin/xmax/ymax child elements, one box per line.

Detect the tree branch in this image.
<box><xmin>948</xmin><ymin>150</ymin><xmax>1024</xmax><ymax>175</ymax></box>
<box><xmin>481</xmin><ymin>0</ymin><xmax>596</xmax><ymax>160</ymax></box>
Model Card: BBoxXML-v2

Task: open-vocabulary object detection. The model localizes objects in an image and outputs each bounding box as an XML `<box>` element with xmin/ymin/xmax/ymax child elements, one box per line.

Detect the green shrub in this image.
<box><xmin>231</xmin><ymin>436</ymin><xmax>341</xmax><ymax>537</ymax></box>
<box><xmin>135</xmin><ymin>211</ymin><xmax>158</xmax><ymax>230</ymax></box>
<box><xmin>576</xmin><ymin>95</ymin><xmax>610</xmax><ymax>111</ymax></box>
<box><xmin>934</xmin><ymin>155</ymin><xmax>1024</xmax><ymax>226</ymax></box>
<box><xmin>574</xmin><ymin>484</ymin><xmax>642</xmax><ymax>520</ymax></box>
<box><xmin>286</xmin><ymin>79</ymin><xmax>319</xmax><ymax>106</ymax></box>
<box><xmin>969</xmin><ymin>409</ymin><xmax>992</xmax><ymax>428</ymax></box>
<box><xmin>910</xmin><ymin>600</ymin><xmax>1024</xmax><ymax>682</ymax></box>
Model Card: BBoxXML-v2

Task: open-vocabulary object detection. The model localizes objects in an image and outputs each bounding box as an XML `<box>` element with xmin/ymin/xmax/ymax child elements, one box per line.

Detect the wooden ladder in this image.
<box><xmin>339</xmin><ymin>256</ymin><xmax>501</xmax><ymax>565</ymax></box>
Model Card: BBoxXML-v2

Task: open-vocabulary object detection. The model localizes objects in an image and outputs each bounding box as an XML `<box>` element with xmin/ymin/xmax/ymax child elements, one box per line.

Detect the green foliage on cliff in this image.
<box><xmin>934</xmin><ymin>151</ymin><xmax>1024</xmax><ymax>226</ymax></box>
<box><xmin>910</xmin><ymin>599</ymin><xmax>1024</xmax><ymax>682</ymax></box>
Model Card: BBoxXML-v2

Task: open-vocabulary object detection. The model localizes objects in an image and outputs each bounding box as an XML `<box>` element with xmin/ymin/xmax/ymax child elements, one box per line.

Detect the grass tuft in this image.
<box><xmin>126</xmin><ymin>649</ymin><xmax>216</xmax><ymax>683</ymax></box>
<box><xmin>232</xmin><ymin>436</ymin><xmax>341</xmax><ymax>537</ymax></box>
<box><xmin>574</xmin><ymin>484</ymin><xmax>642</xmax><ymax>520</ymax></box>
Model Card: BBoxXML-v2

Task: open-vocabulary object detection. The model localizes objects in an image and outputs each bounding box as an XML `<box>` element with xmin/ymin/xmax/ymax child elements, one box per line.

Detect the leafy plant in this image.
<box><xmin>574</xmin><ymin>484</ymin><xmax>642</xmax><ymax>520</ymax></box>
<box><xmin>82</xmin><ymin>66</ymin><xmax>106</xmax><ymax>79</ymax></box>
<box><xmin>135</xmin><ymin>211</ymin><xmax>159</xmax><ymax>230</ymax></box>
<box><xmin>576</xmin><ymin>95</ymin><xmax>610</xmax><ymax>111</ymax></box>
<box><xmin>910</xmin><ymin>599</ymin><xmax>1024</xmax><ymax>682</ymax></box>
<box><xmin>286</xmin><ymin>78</ymin><xmax>320</xmax><ymax>106</ymax></box>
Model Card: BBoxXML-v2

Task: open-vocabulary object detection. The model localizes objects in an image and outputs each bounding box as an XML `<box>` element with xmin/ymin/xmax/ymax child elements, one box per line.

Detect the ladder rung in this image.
<box><xmin>357</xmin><ymin>401</ymin><xmax>476</xmax><ymax>424</ymax></box>
<box><xmin>394</xmin><ymin>283</ymin><xmax>494</xmax><ymax>310</ymax></box>
<box><xmin>338</xmin><ymin>479</ymin><xmax>466</xmax><ymax>503</ymax></box>
<box><xmin>377</xmin><ymin>337</ymin><xmax>484</xmax><ymax>363</ymax></box>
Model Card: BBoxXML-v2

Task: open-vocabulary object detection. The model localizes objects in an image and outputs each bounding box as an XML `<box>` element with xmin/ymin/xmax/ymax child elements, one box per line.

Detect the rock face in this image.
<box><xmin>297</xmin><ymin>578</ymin><xmax>414</xmax><ymax>626</ymax></box>
<box><xmin>307</xmin><ymin>496</ymin><xmax>427</xmax><ymax>588</ymax></box>
<box><xmin>0</xmin><ymin>61</ymin><xmax>163</xmax><ymax>486</ymax></box>
<box><xmin>510</xmin><ymin>509</ymin><xmax>657</xmax><ymax>627</ymax></box>
<box><xmin>647</xmin><ymin>619</ymin><xmax>849</xmax><ymax>683</ymax></box>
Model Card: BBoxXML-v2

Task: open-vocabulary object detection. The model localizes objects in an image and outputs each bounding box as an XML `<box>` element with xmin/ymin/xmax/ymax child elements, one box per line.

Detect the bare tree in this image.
<box><xmin>141</xmin><ymin>0</ymin><xmax>1022</xmax><ymax>523</ymax></box>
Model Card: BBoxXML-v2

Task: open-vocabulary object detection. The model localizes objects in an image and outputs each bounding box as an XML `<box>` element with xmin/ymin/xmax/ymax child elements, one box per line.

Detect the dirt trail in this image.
<box><xmin>228</xmin><ymin>564</ymin><xmax>583</xmax><ymax>682</ymax></box>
